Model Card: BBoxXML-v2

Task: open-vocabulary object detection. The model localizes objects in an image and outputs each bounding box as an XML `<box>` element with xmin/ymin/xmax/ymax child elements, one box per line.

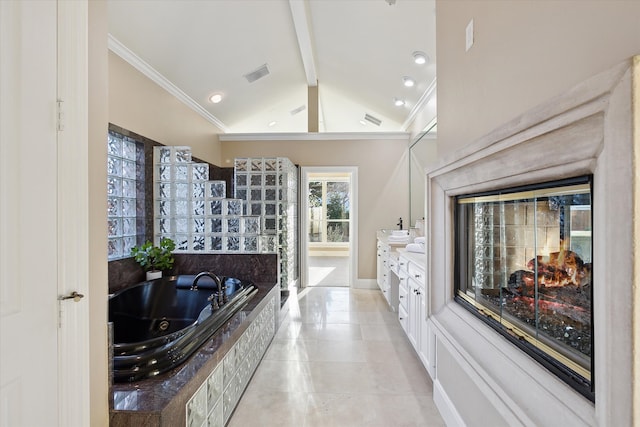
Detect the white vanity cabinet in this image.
<box><xmin>398</xmin><ymin>254</ymin><xmax>424</xmax><ymax>351</ymax></box>
<box><xmin>397</xmin><ymin>251</ymin><xmax>435</xmax><ymax>378</ymax></box>
<box><xmin>376</xmin><ymin>240</ymin><xmax>391</xmax><ymax>303</ymax></box>
<box><xmin>376</xmin><ymin>232</ymin><xmax>405</xmax><ymax>312</ymax></box>
<box><xmin>397</xmin><ymin>266</ymin><xmax>409</xmax><ymax>332</ymax></box>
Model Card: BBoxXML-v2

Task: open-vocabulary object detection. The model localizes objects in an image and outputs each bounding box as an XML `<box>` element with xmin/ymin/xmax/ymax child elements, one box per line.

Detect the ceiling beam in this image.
<box><xmin>288</xmin><ymin>0</ymin><xmax>317</xmax><ymax>86</ymax></box>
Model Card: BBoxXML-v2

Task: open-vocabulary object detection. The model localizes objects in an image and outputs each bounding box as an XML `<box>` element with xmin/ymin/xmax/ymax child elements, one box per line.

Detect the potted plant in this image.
<box><xmin>130</xmin><ymin>237</ymin><xmax>176</xmax><ymax>280</ymax></box>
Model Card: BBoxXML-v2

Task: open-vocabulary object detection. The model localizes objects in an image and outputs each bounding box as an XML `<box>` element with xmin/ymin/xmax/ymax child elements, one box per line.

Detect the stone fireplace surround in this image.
<box><xmin>425</xmin><ymin>57</ymin><xmax>638</xmax><ymax>426</ymax></box>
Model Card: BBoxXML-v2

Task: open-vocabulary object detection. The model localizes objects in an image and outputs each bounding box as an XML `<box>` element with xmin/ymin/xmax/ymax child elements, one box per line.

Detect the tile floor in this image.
<box><xmin>227</xmin><ymin>287</ymin><xmax>445</xmax><ymax>427</ymax></box>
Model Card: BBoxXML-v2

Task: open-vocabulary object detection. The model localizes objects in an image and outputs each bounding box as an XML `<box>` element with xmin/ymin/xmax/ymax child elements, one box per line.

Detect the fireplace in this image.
<box><xmin>424</xmin><ymin>58</ymin><xmax>638</xmax><ymax>426</ymax></box>
<box><xmin>454</xmin><ymin>176</ymin><xmax>593</xmax><ymax>399</ymax></box>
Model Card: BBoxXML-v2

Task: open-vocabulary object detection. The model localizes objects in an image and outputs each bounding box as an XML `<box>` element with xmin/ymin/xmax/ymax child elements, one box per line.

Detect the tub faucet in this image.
<box><xmin>191</xmin><ymin>271</ymin><xmax>225</xmax><ymax>309</ymax></box>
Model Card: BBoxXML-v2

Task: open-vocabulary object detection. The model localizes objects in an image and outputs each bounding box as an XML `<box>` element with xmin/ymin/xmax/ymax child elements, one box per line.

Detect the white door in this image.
<box><xmin>1</xmin><ymin>2</ymin><xmax>90</xmax><ymax>426</ymax></box>
<box><xmin>301</xmin><ymin>167</ymin><xmax>358</xmax><ymax>288</ymax></box>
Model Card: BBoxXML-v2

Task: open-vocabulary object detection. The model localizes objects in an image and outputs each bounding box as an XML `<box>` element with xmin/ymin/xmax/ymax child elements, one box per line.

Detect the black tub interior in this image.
<box><xmin>109</xmin><ymin>275</ymin><xmax>257</xmax><ymax>382</ymax></box>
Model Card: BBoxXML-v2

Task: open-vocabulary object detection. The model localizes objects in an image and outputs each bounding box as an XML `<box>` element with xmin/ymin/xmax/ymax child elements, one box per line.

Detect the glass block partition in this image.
<box><xmin>153</xmin><ymin>146</ymin><xmax>265</xmax><ymax>254</ymax></box>
<box><xmin>234</xmin><ymin>157</ymin><xmax>298</xmax><ymax>289</ymax></box>
<box><xmin>107</xmin><ymin>130</ymin><xmax>140</xmax><ymax>260</ymax></box>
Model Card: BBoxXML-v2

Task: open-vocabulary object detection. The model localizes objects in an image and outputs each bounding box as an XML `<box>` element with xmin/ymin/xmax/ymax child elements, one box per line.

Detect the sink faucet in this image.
<box><xmin>191</xmin><ymin>271</ymin><xmax>225</xmax><ymax>309</ymax></box>
<box><xmin>397</xmin><ymin>217</ymin><xmax>403</xmax><ymax>230</ymax></box>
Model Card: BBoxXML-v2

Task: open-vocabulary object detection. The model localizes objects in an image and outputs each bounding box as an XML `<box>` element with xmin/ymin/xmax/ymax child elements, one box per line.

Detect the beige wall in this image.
<box><xmin>221</xmin><ymin>138</ymin><xmax>410</xmax><ymax>280</ymax></box>
<box><xmin>89</xmin><ymin>1</ymin><xmax>109</xmax><ymax>425</ymax></box>
<box><xmin>436</xmin><ymin>0</ymin><xmax>640</xmax><ymax>157</ymax></box>
<box><xmin>109</xmin><ymin>52</ymin><xmax>224</xmax><ymax>165</ymax></box>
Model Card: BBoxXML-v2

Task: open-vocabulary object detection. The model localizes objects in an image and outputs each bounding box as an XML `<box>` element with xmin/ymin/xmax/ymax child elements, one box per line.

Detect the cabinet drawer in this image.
<box><xmin>397</xmin><ymin>257</ymin><xmax>409</xmax><ymax>273</ymax></box>
<box><xmin>398</xmin><ymin>304</ymin><xmax>408</xmax><ymax>332</ymax></box>
<box><xmin>408</xmin><ymin>262</ymin><xmax>425</xmax><ymax>284</ymax></box>
<box><xmin>398</xmin><ymin>282</ymin><xmax>408</xmax><ymax>311</ymax></box>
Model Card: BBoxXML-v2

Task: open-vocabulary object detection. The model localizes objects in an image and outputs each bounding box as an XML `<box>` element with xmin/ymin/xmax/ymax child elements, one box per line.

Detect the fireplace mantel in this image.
<box><xmin>425</xmin><ymin>57</ymin><xmax>638</xmax><ymax>426</ymax></box>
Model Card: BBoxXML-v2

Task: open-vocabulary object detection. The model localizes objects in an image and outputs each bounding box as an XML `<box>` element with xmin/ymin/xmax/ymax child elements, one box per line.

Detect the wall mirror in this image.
<box><xmin>409</xmin><ymin>121</ymin><xmax>437</xmax><ymax>228</ymax></box>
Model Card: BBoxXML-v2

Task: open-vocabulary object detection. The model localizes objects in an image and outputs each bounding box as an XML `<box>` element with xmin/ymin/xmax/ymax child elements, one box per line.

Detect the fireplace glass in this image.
<box><xmin>455</xmin><ymin>176</ymin><xmax>593</xmax><ymax>397</ymax></box>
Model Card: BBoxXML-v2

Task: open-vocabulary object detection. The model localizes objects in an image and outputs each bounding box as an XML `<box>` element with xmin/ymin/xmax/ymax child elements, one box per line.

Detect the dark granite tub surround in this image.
<box><xmin>108</xmin><ymin>253</ymin><xmax>278</xmax><ymax>294</ymax></box>
<box><xmin>109</xmin><ymin>253</ymin><xmax>279</xmax><ymax>427</ymax></box>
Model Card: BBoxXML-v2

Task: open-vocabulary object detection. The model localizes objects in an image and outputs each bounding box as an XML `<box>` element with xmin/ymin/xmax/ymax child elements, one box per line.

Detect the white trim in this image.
<box><xmin>57</xmin><ymin>1</ymin><xmax>91</xmax><ymax>425</ymax></box>
<box><xmin>352</xmin><ymin>278</ymin><xmax>377</xmax><ymax>290</ymax></box>
<box><xmin>433</xmin><ymin>379</ymin><xmax>466</xmax><ymax>427</ymax></box>
<box><xmin>107</xmin><ymin>34</ymin><xmax>230</xmax><ymax>133</ymax></box>
<box><xmin>300</xmin><ymin>166</ymin><xmax>358</xmax><ymax>289</ymax></box>
<box><xmin>402</xmin><ymin>77</ymin><xmax>437</xmax><ymax>131</ymax></box>
<box><xmin>220</xmin><ymin>131</ymin><xmax>410</xmax><ymax>141</ymax></box>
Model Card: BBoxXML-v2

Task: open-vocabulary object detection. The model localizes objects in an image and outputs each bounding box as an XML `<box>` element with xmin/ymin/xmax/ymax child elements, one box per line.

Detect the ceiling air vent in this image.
<box><xmin>364</xmin><ymin>113</ymin><xmax>382</xmax><ymax>126</ymax></box>
<box><xmin>243</xmin><ymin>64</ymin><xmax>270</xmax><ymax>83</ymax></box>
<box><xmin>290</xmin><ymin>105</ymin><xmax>306</xmax><ymax>116</ymax></box>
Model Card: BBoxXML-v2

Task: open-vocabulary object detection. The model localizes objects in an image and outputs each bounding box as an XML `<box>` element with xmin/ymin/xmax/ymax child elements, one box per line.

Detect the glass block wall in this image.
<box><xmin>234</xmin><ymin>157</ymin><xmax>298</xmax><ymax>289</ymax></box>
<box><xmin>153</xmin><ymin>146</ymin><xmax>264</xmax><ymax>254</ymax></box>
<box><xmin>107</xmin><ymin>130</ymin><xmax>140</xmax><ymax>260</ymax></box>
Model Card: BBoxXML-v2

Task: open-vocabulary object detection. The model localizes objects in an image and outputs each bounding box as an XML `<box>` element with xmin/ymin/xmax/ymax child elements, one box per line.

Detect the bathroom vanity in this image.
<box><xmin>376</xmin><ymin>230</ymin><xmax>435</xmax><ymax>378</ymax></box>
<box><xmin>375</xmin><ymin>229</ymin><xmax>407</xmax><ymax>310</ymax></box>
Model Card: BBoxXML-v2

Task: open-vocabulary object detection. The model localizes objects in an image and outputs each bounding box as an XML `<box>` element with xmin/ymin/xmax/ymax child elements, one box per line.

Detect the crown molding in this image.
<box><xmin>219</xmin><ymin>131</ymin><xmax>410</xmax><ymax>141</ymax></box>
<box><xmin>107</xmin><ymin>34</ymin><xmax>230</xmax><ymax>133</ymax></box>
<box><xmin>402</xmin><ymin>77</ymin><xmax>437</xmax><ymax>130</ymax></box>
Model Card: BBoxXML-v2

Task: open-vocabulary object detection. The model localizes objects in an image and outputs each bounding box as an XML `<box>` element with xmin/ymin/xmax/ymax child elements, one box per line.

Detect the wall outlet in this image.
<box><xmin>466</xmin><ymin>19</ymin><xmax>474</xmax><ymax>51</ymax></box>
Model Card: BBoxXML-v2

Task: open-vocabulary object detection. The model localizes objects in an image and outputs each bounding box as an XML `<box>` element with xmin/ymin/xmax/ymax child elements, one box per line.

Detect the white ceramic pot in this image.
<box><xmin>146</xmin><ymin>270</ymin><xmax>162</xmax><ymax>281</ymax></box>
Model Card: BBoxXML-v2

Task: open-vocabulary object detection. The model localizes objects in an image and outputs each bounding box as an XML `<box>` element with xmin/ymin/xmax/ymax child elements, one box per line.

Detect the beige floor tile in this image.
<box><xmin>227</xmin><ymin>390</ymin><xmax>308</xmax><ymax>427</ymax></box>
<box><xmin>297</xmin><ymin>322</ymin><xmax>363</xmax><ymax>341</ymax></box>
<box><xmin>306</xmin><ymin>340</ymin><xmax>367</xmax><ymax>363</ymax></box>
<box><xmin>263</xmin><ymin>338</ymin><xmax>315</xmax><ymax>361</ymax></box>
<box><xmin>303</xmin><ymin>393</ymin><xmax>381</xmax><ymax>427</ymax></box>
<box><xmin>306</xmin><ymin>361</ymin><xmax>374</xmax><ymax>394</ymax></box>
<box><xmin>248</xmin><ymin>359</ymin><xmax>315</xmax><ymax>393</ymax></box>
<box><xmin>228</xmin><ymin>287</ymin><xmax>445</xmax><ymax>426</ymax></box>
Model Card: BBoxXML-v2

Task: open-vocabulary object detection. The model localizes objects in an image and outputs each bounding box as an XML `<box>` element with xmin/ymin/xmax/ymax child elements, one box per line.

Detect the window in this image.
<box><xmin>308</xmin><ymin>178</ymin><xmax>350</xmax><ymax>244</ymax></box>
<box><xmin>107</xmin><ymin>130</ymin><xmax>143</xmax><ymax>260</ymax></box>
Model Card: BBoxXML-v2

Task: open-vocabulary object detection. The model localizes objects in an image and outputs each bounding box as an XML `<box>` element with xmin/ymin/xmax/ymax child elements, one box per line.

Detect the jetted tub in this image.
<box><xmin>109</xmin><ymin>274</ymin><xmax>258</xmax><ymax>382</ymax></box>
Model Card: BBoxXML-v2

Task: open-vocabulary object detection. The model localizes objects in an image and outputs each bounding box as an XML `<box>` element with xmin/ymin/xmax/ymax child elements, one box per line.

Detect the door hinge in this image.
<box><xmin>57</xmin><ymin>99</ymin><xmax>64</xmax><ymax>131</ymax></box>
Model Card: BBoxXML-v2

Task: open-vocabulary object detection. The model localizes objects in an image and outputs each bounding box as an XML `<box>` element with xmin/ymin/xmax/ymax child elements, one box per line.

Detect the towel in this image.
<box><xmin>405</xmin><ymin>243</ymin><xmax>425</xmax><ymax>254</ymax></box>
<box><xmin>388</xmin><ymin>236</ymin><xmax>410</xmax><ymax>243</ymax></box>
<box><xmin>414</xmin><ymin>236</ymin><xmax>426</xmax><ymax>245</ymax></box>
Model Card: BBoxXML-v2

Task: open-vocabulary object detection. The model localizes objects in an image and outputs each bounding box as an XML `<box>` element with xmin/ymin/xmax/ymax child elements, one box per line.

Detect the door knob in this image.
<box><xmin>59</xmin><ymin>291</ymin><xmax>84</xmax><ymax>302</ymax></box>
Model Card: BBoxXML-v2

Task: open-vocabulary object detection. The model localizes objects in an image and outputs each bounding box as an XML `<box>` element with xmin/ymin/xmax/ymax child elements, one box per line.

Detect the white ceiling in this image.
<box><xmin>108</xmin><ymin>0</ymin><xmax>437</xmax><ymax>134</ymax></box>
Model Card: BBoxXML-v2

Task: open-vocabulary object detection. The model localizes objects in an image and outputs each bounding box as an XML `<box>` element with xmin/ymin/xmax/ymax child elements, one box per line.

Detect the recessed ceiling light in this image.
<box><xmin>359</xmin><ymin>120</ymin><xmax>367</xmax><ymax>126</ymax></box>
<box><xmin>268</xmin><ymin>121</ymin><xmax>277</xmax><ymax>127</ymax></box>
<box><xmin>394</xmin><ymin>98</ymin><xmax>405</xmax><ymax>107</ymax></box>
<box><xmin>403</xmin><ymin>76</ymin><xmax>415</xmax><ymax>88</ymax></box>
<box><xmin>209</xmin><ymin>93</ymin><xmax>223</xmax><ymax>104</ymax></box>
<box><xmin>413</xmin><ymin>51</ymin><xmax>429</xmax><ymax>65</ymax></box>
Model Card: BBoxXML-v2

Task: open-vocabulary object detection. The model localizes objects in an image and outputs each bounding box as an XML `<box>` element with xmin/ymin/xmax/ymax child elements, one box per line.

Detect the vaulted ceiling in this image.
<box><xmin>108</xmin><ymin>0</ymin><xmax>437</xmax><ymax>134</ymax></box>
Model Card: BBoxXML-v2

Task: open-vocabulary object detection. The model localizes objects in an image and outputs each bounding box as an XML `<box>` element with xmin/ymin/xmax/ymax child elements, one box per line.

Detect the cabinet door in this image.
<box><xmin>416</xmin><ymin>288</ymin><xmax>426</xmax><ymax>360</ymax></box>
<box><xmin>376</xmin><ymin>244</ymin><xmax>383</xmax><ymax>288</ymax></box>
<box><xmin>407</xmin><ymin>281</ymin><xmax>419</xmax><ymax>349</ymax></box>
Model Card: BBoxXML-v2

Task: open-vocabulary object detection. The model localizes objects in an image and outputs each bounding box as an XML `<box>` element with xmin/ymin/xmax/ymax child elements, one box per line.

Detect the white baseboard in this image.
<box><xmin>434</xmin><ymin>379</ymin><xmax>466</xmax><ymax>427</ymax></box>
<box><xmin>352</xmin><ymin>278</ymin><xmax>377</xmax><ymax>289</ymax></box>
